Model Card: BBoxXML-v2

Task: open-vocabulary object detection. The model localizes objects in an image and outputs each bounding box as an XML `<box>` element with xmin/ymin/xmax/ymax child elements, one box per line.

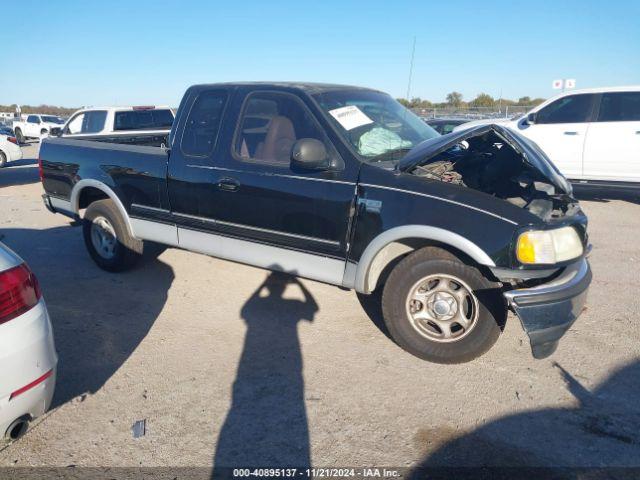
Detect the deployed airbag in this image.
<box><xmin>358</xmin><ymin>127</ymin><xmax>412</xmax><ymax>157</ymax></box>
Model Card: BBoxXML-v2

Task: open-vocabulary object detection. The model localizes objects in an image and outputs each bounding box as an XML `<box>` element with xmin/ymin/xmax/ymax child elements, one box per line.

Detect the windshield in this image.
<box><xmin>313</xmin><ymin>90</ymin><xmax>439</xmax><ymax>162</ymax></box>
<box><xmin>42</xmin><ymin>116</ymin><xmax>65</xmax><ymax>124</ymax></box>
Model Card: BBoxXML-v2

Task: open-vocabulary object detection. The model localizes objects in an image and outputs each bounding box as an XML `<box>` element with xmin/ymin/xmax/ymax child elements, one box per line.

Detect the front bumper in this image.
<box><xmin>504</xmin><ymin>258</ymin><xmax>592</xmax><ymax>359</ymax></box>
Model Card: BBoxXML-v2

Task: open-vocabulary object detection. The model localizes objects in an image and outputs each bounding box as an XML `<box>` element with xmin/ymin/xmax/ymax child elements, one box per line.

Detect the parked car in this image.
<box><xmin>39</xmin><ymin>82</ymin><xmax>591</xmax><ymax>364</ymax></box>
<box><xmin>0</xmin><ymin>126</ymin><xmax>14</xmax><ymax>136</ymax></box>
<box><xmin>13</xmin><ymin>114</ymin><xmax>65</xmax><ymax>143</ymax></box>
<box><xmin>424</xmin><ymin>118</ymin><xmax>469</xmax><ymax>135</ymax></box>
<box><xmin>52</xmin><ymin>106</ymin><xmax>174</xmax><ymax>146</ymax></box>
<box><xmin>0</xmin><ymin>242</ymin><xmax>57</xmax><ymax>442</ymax></box>
<box><xmin>0</xmin><ymin>133</ymin><xmax>22</xmax><ymax>167</ymax></box>
<box><xmin>456</xmin><ymin>86</ymin><xmax>640</xmax><ymax>190</ymax></box>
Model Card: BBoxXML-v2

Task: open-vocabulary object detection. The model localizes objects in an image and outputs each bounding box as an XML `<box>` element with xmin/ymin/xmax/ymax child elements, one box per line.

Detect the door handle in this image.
<box><xmin>564</xmin><ymin>131</ymin><xmax>579</xmax><ymax>135</ymax></box>
<box><xmin>217</xmin><ymin>178</ymin><xmax>240</xmax><ymax>192</ymax></box>
<box><xmin>635</xmin><ymin>131</ymin><xmax>640</xmax><ymax>135</ymax></box>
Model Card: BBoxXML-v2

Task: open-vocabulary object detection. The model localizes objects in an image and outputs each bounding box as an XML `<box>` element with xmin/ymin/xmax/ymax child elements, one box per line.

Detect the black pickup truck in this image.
<box><xmin>40</xmin><ymin>82</ymin><xmax>592</xmax><ymax>363</ymax></box>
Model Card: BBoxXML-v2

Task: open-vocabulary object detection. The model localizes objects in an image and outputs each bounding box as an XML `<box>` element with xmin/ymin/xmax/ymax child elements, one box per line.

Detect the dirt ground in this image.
<box><xmin>0</xmin><ymin>143</ymin><xmax>638</xmax><ymax>471</ymax></box>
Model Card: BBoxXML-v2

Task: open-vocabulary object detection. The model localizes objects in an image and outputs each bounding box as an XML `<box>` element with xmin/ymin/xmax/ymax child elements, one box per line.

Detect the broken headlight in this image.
<box><xmin>516</xmin><ymin>226</ymin><xmax>583</xmax><ymax>264</ymax></box>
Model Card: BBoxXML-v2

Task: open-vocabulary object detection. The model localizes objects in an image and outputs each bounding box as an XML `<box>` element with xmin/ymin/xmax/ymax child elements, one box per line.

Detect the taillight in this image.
<box><xmin>7</xmin><ymin>136</ymin><xmax>17</xmax><ymax>144</ymax></box>
<box><xmin>0</xmin><ymin>264</ymin><xmax>42</xmax><ymax>325</ymax></box>
<box><xmin>38</xmin><ymin>156</ymin><xmax>43</xmax><ymax>182</ymax></box>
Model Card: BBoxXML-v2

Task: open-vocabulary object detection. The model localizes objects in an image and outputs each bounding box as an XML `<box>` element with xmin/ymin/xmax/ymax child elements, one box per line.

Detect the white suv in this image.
<box><xmin>456</xmin><ymin>86</ymin><xmax>640</xmax><ymax>188</ymax></box>
<box><xmin>59</xmin><ymin>106</ymin><xmax>174</xmax><ymax>139</ymax></box>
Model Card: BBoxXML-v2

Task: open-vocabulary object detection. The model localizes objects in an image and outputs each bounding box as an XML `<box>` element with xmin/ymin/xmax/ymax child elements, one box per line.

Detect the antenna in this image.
<box><xmin>405</xmin><ymin>36</ymin><xmax>417</xmax><ymax>101</ymax></box>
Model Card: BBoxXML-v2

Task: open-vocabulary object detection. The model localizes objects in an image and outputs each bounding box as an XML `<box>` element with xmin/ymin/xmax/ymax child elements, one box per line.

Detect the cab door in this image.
<box><xmin>582</xmin><ymin>91</ymin><xmax>640</xmax><ymax>182</ymax></box>
<box><xmin>515</xmin><ymin>93</ymin><xmax>597</xmax><ymax>179</ymax></box>
<box><xmin>206</xmin><ymin>88</ymin><xmax>358</xmax><ymax>260</ymax></box>
<box><xmin>26</xmin><ymin>115</ymin><xmax>40</xmax><ymax>137</ymax></box>
<box><xmin>167</xmin><ymin>87</ymin><xmax>233</xmax><ymax>222</ymax></box>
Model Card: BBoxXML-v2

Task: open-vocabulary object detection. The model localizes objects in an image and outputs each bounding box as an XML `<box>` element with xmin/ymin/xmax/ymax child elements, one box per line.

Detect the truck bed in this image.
<box><xmin>57</xmin><ymin>132</ymin><xmax>169</xmax><ymax>147</ymax></box>
<box><xmin>40</xmin><ymin>135</ymin><xmax>169</xmax><ymax>209</ymax></box>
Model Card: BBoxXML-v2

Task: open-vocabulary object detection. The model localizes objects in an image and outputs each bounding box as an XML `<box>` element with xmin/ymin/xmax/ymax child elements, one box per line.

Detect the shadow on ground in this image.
<box><xmin>0</xmin><ymin>226</ymin><xmax>174</xmax><ymax>407</ymax></box>
<box><xmin>0</xmin><ymin>162</ymin><xmax>39</xmax><ymax>188</ymax></box>
<box><xmin>356</xmin><ymin>289</ymin><xmax>391</xmax><ymax>340</ymax></box>
<box><xmin>213</xmin><ymin>272</ymin><xmax>317</xmax><ymax>474</ymax></box>
<box><xmin>574</xmin><ymin>186</ymin><xmax>640</xmax><ymax>206</ymax></box>
<box><xmin>409</xmin><ymin>360</ymin><xmax>640</xmax><ymax>479</ymax></box>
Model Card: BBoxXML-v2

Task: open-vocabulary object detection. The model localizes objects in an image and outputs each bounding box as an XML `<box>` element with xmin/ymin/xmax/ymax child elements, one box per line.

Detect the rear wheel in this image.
<box><xmin>0</xmin><ymin>151</ymin><xmax>6</xmax><ymax>168</ymax></box>
<box><xmin>14</xmin><ymin>128</ymin><xmax>24</xmax><ymax>144</ymax></box>
<box><xmin>381</xmin><ymin>247</ymin><xmax>504</xmax><ymax>364</ymax></box>
<box><xmin>83</xmin><ymin>199</ymin><xmax>142</xmax><ymax>272</ymax></box>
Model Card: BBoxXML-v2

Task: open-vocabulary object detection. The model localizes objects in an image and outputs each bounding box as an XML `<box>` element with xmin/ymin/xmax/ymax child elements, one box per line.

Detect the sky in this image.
<box><xmin>3</xmin><ymin>0</ymin><xmax>639</xmax><ymax>107</ymax></box>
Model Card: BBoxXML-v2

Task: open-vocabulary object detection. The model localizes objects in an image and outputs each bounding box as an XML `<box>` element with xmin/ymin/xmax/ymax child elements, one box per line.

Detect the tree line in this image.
<box><xmin>0</xmin><ymin>104</ymin><xmax>78</xmax><ymax>117</ymax></box>
<box><xmin>397</xmin><ymin>92</ymin><xmax>546</xmax><ymax>109</ymax></box>
<box><xmin>1</xmin><ymin>91</ymin><xmax>545</xmax><ymax>117</ymax></box>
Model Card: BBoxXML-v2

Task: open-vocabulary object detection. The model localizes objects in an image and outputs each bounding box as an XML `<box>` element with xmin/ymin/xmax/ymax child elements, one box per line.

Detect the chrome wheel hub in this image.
<box><xmin>406</xmin><ymin>274</ymin><xmax>479</xmax><ymax>343</ymax></box>
<box><xmin>90</xmin><ymin>216</ymin><xmax>117</xmax><ymax>260</ymax></box>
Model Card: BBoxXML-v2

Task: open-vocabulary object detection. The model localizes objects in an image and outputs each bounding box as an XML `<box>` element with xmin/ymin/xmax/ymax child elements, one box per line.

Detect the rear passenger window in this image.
<box><xmin>536</xmin><ymin>94</ymin><xmax>594</xmax><ymax>124</ymax></box>
<box><xmin>597</xmin><ymin>92</ymin><xmax>640</xmax><ymax>122</ymax></box>
<box><xmin>114</xmin><ymin>109</ymin><xmax>174</xmax><ymax>131</ymax></box>
<box><xmin>181</xmin><ymin>91</ymin><xmax>228</xmax><ymax>156</ymax></box>
<box><xmin>234</xmin><ymin>91</ymin><xmax>328</xmax><ymax>167</ymax></box>
<box><xmin>82</xmin><ymin>111</ymin><xmax>107</xmax><ymax>133</ymax></box>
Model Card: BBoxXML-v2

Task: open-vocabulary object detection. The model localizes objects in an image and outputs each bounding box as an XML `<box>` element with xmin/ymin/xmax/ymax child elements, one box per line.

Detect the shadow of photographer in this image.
<box><xmin>213</xmin><ymin>271</ymin><xmax>318</xmax><ymax>473</ymax></box>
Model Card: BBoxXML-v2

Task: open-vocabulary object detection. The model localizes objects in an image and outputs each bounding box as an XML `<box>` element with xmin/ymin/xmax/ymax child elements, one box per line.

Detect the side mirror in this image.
<box><xmin>291</xmin><ymin>138</ymin><xmax>331</xmax><ymax>171</ymax></box>
<box><xmin>526</xmin><ymin>112</ymin><xmax>537</xmax><ymax>125</ymax></box>
<box><xmin>50</xmin><ymin>127</ymin><xmax>62</xmax><ymax>137</ymax></box>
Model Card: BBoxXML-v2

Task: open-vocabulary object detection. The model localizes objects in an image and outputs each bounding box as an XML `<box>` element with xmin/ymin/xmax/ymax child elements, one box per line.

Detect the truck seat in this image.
<box><xmin>254</xmin><ymin>116</ymin><xmax>296</xmax><ymax>164</ymax></box>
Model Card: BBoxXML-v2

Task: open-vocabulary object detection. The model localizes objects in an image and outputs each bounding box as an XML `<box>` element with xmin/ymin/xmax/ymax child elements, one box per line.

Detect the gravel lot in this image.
<box><xmin>0</xmin><ymin>143</ymin><xmax>639</xmax><ymax>471</ymax></box>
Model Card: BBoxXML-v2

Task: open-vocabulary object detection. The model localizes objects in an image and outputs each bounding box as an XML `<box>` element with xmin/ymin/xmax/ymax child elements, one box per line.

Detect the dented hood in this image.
<box><xmin>397</xmin><ymin>124</ymin><xmax>571</xmax><ymax>194</ymax></box>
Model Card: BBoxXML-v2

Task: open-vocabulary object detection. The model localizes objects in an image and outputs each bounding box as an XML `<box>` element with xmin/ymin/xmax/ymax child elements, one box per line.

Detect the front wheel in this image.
<box><xmin>381</xmin><ymin>247</ymin><xmax>505</xmax><ymax>364</ymax></box>
<box><xmin>15</xmin><ymin>128</ymin><xmax>24</xmax><ymax>144</ymax></box>
<box><xmin>0</xmin><ymin>151</ymin><xmax>6</xmax><ymax>168</ymax></box>
<box><xmin>83</xmin><ymin>199</ymin><xmax>143</xmax><ymax>272</ymax></box>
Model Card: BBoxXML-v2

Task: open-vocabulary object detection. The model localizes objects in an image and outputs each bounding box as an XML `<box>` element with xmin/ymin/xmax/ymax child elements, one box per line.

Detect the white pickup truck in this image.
<box><xmin>455</xmin><ymin>86</ymin><xmax>640</xmax><ymax>190</ymax></box>
<box><xmin>53</xmin><ymin>106</ymin><xmax>174</xmax><ymax>145</ymax></box>
<box><xmin>13</xmin><ymin>114</ymin><xmax>65</xmax><ymax>143</ymax></box>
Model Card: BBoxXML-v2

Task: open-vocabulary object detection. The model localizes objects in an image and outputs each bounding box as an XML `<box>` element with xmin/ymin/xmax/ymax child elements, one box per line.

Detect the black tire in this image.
<box><xmin>0</xmin><ymin>151</ymin><xmax>6</xmax><ymax>168</ymax></box>
<box><xmin>82</xmin><ymin>199</ymin><xmax>143</xmax><ymax>272</ymax></box>
<box><xmin>15</xmin><ymin>128</ymin><xmax>24</xmax><ymax>144</ymax></box>
<box><xmin>381</xmin><ymin>246</ymin><xmax>505</xmax><ymax>364</ymax></box>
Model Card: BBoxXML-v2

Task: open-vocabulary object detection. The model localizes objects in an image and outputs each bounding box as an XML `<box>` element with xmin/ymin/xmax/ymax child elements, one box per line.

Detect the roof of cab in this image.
<box><xmin>188</xmin><ymin>82</ymin><xmax>382</xmax><ymax>95</ymax></box>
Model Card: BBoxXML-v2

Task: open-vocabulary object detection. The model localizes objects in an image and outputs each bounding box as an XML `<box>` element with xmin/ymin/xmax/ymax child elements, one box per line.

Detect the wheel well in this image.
<box><xmin>77</xmin><ymin>187</ymin><xmax>109</xmax><ymax>211</ymax></box>
<box><xmin>365</xmin><ymin>237</ymin><xmax>493</xmax><ymax>293</ymax></box>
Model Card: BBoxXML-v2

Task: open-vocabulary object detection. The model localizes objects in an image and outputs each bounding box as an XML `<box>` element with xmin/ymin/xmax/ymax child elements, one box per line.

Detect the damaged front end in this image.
<box><xmin>399</xmin><ymin>124</ymin><xmax>579</xmax><ymax>221</ymax></box>
<box><xmin>505</xmin><ymin>259</ymin><xmax>591</xmax><ymax>358</ymax></box>
<box><xmin>398</xmin><ymin>125</ymin><xmax>592</xmax><ymax>358</ymax></box>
